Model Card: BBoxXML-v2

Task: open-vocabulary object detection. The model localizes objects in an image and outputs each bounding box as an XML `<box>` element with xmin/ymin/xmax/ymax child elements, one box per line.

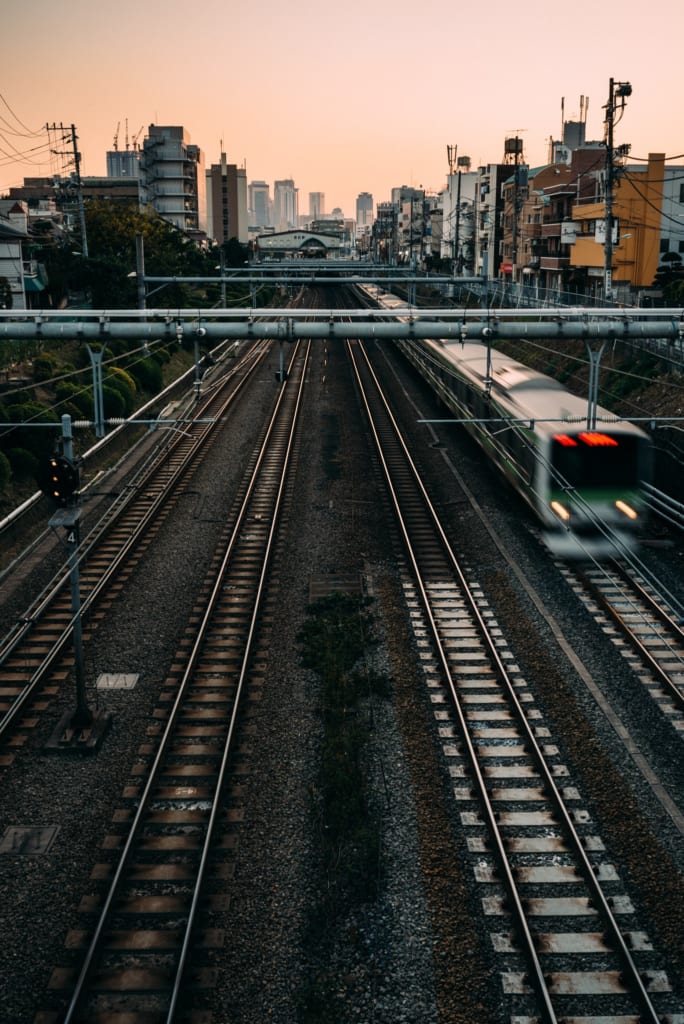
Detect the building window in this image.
<box><xmin>660</xmin><ymin>238</ymin><xmax>670</xmax><ymax>253</ymax></box>
<box><xmin>679</xmin><ymin>183</ymin><xmax>684</xmax><ymax>203</ymax></box>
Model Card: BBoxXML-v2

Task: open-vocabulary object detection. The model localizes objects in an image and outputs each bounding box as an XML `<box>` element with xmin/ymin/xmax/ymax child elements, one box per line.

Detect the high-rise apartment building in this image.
<box><xmin>106</xmin><ymin>149</ymin><xmax>140</xmax><ymax>179</ymax></box>
<box><xmin>206</xmin><ymin>154</ymin><xmax>248</xmax><ymax>244</ymax></box>
<box><xmin>309</xmin><ymin>192</ymin><xmax>324</xmax><ymax>221</ymax></box>
<box><xmin>273</xmin><ymin>179</ymin><xmax>298</xmax><ymax>231</ymax></box>
<box><xmin>356</xmin><ymin>192</ymin><xmax>373</xmax><ymax>229</ymax></box>
<box><xmin>249</xmin><ymin>181</ymin><xmax>271</xmax><ymax>227</ymax></box>
<box><xmin>139</xmin><ymin>125</ymin><xmax>207</xmax><ymax>239</ymax></box>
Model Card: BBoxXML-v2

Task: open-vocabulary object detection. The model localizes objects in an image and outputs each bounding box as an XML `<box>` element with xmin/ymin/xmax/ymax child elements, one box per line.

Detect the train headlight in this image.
<box><xmin>550</xmin><ymin>500</ymin><xmax>571</xmax><ymax>522</ymax></box>
<box><xmin>615</xmin><ymin>500</ymin><xmax>638</xmax><ymax>520</ymax></box>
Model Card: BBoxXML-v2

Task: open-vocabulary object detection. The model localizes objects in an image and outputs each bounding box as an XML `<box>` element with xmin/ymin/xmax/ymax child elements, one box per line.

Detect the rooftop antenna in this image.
<box><xmin>561</xmin><ymin>96</ymin><xmax>564</xmax><ymax>138</ymax></box>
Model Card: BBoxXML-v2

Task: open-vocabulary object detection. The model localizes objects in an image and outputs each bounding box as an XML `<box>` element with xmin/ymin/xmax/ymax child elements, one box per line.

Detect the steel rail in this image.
<box><xmin>348</xmin><ymin>337</ymin><xmax>662</xmax><ymax>1024</ymax></box>
<box><xmin>577</xmin><ymin>563</ymin><xmax>684</xmax><ymax>713</ymax></box>
<box><xmin>61</xmin><ymin>340</ymin><xmax>309</xmax><ymax>1022</ymax></box>
<box><xmin>0</xmin><ymin>343</ymin><xmax>272</xmax><ymax>744</ymax></box>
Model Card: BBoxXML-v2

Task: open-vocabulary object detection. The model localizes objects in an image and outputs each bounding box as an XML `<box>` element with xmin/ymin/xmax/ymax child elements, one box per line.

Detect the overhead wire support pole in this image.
<box><xmin>43</xmin><ymin>414</ymin><xmax>111</xmax><ymax>750</ymax></box>
<box><xmin>85</xmin><ymin>339</ymin><xmax>108</xmax><ymax>438</ymax></box>
<box><xmin>70</xmin><ymin>123</ymin><xmax>89</xmax><ymax>259</ymax></box>
<box><xmin>135</xmin><ymin>233</ymin><xmax>146</xmax><ymax>310</ymax></box>
<box><xmin>603</xmin><ymin>78</ymin><xmax>631</xmax><ymax>305</ymax></box>
<box><xmin>586</xmin><ymin>342</ymin><xmax>606</xmax><ymax>430</ymax></box>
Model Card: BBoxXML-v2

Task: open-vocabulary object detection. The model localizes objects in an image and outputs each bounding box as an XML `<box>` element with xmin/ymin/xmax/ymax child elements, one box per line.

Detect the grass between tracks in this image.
<box><xmin>296</xmin><ymin>592</ymin><xmax>391</xmax><ymax>1022</ymax></box>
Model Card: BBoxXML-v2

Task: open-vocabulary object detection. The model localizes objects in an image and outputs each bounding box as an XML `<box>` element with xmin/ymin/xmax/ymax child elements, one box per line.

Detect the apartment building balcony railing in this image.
<box><xmin>540</xmin><ymin>255</ymin><xmax>570</xmax><ymax>270</ymax></box>
<box><xmin>541</xmin><ymin>221</ymin><xmax>564</xmax><ymax>239</ymax></box>
<box><xmin>143</xmin><ymin>170</ymin><xmax>197</xmax><ymax>184</ymax></box>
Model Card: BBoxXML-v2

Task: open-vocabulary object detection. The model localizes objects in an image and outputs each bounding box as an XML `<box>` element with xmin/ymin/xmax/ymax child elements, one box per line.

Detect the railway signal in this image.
<box><xmin>41</xmin><ymin>454</ymin><xmax>80</xmax><ymax>508</ymax></box>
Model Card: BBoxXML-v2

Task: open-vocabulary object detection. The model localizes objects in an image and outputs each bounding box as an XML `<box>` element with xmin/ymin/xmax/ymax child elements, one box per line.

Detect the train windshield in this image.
<box><xmin>551</xmin><ymin>432</ymin><xmax>642</xmax><ymax>488</ymax></box>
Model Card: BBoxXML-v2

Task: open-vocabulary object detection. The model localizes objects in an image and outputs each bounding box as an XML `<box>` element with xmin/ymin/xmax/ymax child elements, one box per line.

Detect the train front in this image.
<box><xmin>541</xmin><ymin>425</ymin><xmax>651</xmax><ymax>559</ymax></box>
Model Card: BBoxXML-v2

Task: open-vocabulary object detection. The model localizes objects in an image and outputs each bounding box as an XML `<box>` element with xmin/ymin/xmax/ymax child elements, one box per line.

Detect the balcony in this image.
<box><xmin>540</xmin><ymin>255</ymin><xmax>570</xmax><ymax>271</ymax></box>
<box><xmin>541</xmin><ymin>222</ymin><xmax>563</xmax><ymax>239</ymax></box>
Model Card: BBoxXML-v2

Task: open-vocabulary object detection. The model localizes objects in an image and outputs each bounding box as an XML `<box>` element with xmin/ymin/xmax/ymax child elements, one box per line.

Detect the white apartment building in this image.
<box><xmin>139</xmin><ymin>125</ymin><xmax>207</xmax><ymax>239</ymax></box>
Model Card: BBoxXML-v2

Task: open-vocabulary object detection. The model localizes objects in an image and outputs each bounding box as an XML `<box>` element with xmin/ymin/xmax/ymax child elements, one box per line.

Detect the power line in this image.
<box><xmin>0</xmin><ymin>93</ymin><xmax>44</xmax><ymax>137</ymax></box>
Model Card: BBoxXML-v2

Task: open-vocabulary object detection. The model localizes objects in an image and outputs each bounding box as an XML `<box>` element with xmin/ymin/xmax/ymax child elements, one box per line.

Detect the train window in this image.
<box><xmin>552</xmin><ymin>434</ymin><xmax>641</xmax><ymax>487</ymax></box>
<box><xmin>507</xmin><ymin>428</ymin><xmax>535</xmax><ymax>483</ymax></box>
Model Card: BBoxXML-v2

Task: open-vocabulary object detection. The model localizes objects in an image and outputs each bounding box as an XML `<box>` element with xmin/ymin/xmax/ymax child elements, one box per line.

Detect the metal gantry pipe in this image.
<box><xmin>1</xmin><ymin>311</ymin><xmax>682</xmax><ymax>343</ymax></box>
<box><xmin>140</xmin><ymin>274</ymin><xmax>481</xmax><ymax>286</ymax></box>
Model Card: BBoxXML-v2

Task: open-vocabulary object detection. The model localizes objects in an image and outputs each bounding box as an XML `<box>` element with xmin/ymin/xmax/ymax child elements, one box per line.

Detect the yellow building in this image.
<box><xmin>570</xmin><ymin>153</ymin><xmax>664</xmax><ymax>298</ymax></box>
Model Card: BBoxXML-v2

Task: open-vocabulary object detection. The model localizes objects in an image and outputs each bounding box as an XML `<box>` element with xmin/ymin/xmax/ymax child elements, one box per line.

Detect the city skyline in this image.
<box><xmin>2</xmin><ymin>0</ymin><xmax>682</xmax><ymax>222</ymax></box>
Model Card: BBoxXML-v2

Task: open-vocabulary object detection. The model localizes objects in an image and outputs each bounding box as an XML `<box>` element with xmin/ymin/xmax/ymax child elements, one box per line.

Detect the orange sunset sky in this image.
<box><xmin>2</xmin><ymin>0</ymin><xmax>683</xmax><ymax>220</ymax></box>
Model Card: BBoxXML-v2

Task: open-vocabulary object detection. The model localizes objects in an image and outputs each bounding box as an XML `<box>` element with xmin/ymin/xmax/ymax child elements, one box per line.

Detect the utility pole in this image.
<box><xmin>70</xmin><ymin>124</ymin><xmax>88</xmax><ymax>258</ymax></box>
<box><xmin>504</xmin><ymin>134</ymin><xmax>525</xmax><ymax>285</ymax></box>
<box><xmin>454</xmin><ymin>155</ymin><xmax>471</xmax><ymax>276</ymax></box>
<box><xmin>135</xmin><ymin>233</ymin><xmax>146</xmax><ymax>310</ymax></box>
<box><xmin>603</xmin><ymin>78</ymin><xmax>631</xmax><ymax>303</ymax></box>
<box><xmin>447</xmin><ymin>144</ymin><xmax>458</xmax><ymax>270</ymax></box>
<box><xmin>512</xmin><ymin>142</ymin><xmax>521</xmax><ymax>285</ymax></box>
<box><xmin>46</xmin><ymin>122</ymin><xmax>89</xmax><ymax>258</ymax></box>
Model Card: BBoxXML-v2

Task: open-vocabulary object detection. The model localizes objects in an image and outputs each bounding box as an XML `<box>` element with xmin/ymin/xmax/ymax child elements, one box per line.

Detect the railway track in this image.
<box><xmin>0</xmin><ymin>341</ymin><xmax>271</xmax><ymax>761</ymax></box>
<box><xmin>557</xmin><ymin>559</ymin><xmax>684</xmax><ymax>730</ymax></box>
<box><xmin>349</xmin><ymin>337</ymin><xmax>681</xmax><ymax>1023</ymax></box>
<box><xmin>38</xmin><ymin>339</ymin><xmax>310</xmax><ymax>1022</ymax></box>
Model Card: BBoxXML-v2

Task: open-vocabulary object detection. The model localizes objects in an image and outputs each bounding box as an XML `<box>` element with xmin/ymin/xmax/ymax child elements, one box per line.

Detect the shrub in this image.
<box><xmin>33</xmin><ymin>356</ymin><xmax>58</xmax><ymax>383</ymax></box>
<box><xmin>3</xmin><ymin>402</ymin><xmax>60</xmax><ymax>457</ymax></box>
<box><xmin>151</xmin><ymin>345</ymin><xmax>171</xmax><ymax>365</ymax></box>
<box><xmin>0</xmin><ymin>450</ymin><xmax>10</xmax><ymax>490</ymax></box>
<box><xmin>58</xmin><ymin>401</ymin><xmax>86</xmax><ymax>424</ymax></box>
<box><xmin>104</xmin><ymin>371</ymin><xmax>135</xmax><ymax>415</ymax></box>
<box><xmin>102</xmin><ymin>385</ymin><xmax>127</xmax><ymax>420</ymax></box>
<box><xmin>6</xmin><ymin>447</ymin><xmax>38</xmax><ymax>481</ymax></box>
<box><xmin>55</xmin><ymin>381</ymin><xmax>94</xmax><ymax>418</ymax></box>
<box><xmin>128</xmin><ymin>356</ymin><xmax>163</xmax><ymax>394</ymax></box>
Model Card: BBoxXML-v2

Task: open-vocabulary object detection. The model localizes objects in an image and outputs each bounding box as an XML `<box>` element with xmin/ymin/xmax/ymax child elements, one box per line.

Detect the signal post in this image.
<box><xmin>43</xmin><ymin>416</ymin><xmax>112</xmax><ymax>754</ymax></box>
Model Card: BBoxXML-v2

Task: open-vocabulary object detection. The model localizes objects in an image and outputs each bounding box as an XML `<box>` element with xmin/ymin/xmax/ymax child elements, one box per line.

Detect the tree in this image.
<box><xmin>42</xmin><ymin>201</ymin><xmax>218</xmax><ymax>309</ymax></box>
<box><xmin>651</xmin><ymin>252</ymin><xmax>684</xmax><ymax>306</ymax></box>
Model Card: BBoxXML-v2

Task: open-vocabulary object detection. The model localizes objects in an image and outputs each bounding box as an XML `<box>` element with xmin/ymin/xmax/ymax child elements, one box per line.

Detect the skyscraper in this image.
<box><xmin>309</xmin><ymin>192</ymin><xmax>325</xmax><ymax>221</ymax></box>
<box><xmin>273</xmin><ymin>179</ymin><xmax>298</xmax><ymax>231</ymax></box>
<box><xmin>356</xmin><ymin>192</ymin><xmax>374</xmax><ymax>229</ymax></box>
<box><xmin>249</xmin><ymin>181</ymin><xmax>271</xmax><ymax>227</ymax></box>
